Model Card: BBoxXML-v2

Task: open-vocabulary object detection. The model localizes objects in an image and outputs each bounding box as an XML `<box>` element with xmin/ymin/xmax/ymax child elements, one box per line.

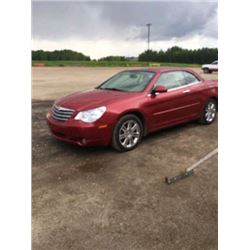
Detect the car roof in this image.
<box><xmin>121</xmin><ymin>67</ymin><xmax>204</xmax><ymax>81</ymax></box>
<box><xmin>122</xmin><ymin>67</ymin><xmax>194</xmax><ymax>73</ymax></box>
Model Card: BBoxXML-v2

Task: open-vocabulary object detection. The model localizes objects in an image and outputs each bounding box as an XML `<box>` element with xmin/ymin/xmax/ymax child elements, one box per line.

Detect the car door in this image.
<box><xmin>182</xmin><ymin>71</ymin><xmax>205</xmax><ymax>116</ymax></box>
<box><xmin>143</xmin><ymin>71</ymin><xmax>202</xmax><ymax>131</ymax></box>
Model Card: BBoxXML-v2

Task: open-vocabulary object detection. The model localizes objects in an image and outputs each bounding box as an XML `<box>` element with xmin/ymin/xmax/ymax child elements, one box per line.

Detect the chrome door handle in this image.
<box><xmin>183</xmin><ymin>89</ymin><xmax>191</xmax><ymax>94</ymax></box>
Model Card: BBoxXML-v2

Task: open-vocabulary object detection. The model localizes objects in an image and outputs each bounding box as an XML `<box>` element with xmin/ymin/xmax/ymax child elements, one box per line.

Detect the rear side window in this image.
<box><xmin>154</xmin><ymin>71</ymin><xmax>186</xmax><ymax>89</ymax></box>
<box><xmin>183</xmin><ymin>72</ymin><xmax>200</xmax><ymax>84</ymax></box>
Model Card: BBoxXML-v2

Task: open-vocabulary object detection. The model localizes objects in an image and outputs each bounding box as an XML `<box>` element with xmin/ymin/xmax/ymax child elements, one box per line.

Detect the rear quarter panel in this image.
<box><xmin>198</xmin><ymin>79</ymin><xmax>218</xmax><ymax>113</ymax></box>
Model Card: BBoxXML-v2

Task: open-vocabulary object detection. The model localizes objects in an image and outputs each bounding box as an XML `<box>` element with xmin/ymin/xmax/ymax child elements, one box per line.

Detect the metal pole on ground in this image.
<box><xmin>165</xmin><ymin>148</ymin><xmax>218</xmax><ymax>185</ymax></box>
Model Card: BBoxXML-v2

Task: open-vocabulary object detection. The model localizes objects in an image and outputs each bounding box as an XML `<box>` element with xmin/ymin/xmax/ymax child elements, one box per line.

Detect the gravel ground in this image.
<box><xmin>32</xmin><ymin>67</ymin><xmax>218</xmax><ymax>250</ymax></box>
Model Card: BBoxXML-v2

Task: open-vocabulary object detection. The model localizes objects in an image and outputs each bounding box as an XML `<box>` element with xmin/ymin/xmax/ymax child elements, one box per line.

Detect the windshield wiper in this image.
<box><xmin>100</xmin><ymin>87</ymin><xmax>126</xmax><ymax>92</ymax></box>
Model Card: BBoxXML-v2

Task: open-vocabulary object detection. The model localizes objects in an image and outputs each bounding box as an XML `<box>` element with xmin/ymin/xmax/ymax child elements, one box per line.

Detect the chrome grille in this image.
<box><xmin>52</xmin><ymin>105</ymin><xmax>75</xmax><ymax>122</ymax></box>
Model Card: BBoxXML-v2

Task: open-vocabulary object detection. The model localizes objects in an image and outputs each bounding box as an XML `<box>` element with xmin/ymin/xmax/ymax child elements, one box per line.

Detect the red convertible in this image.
<box><xmin>47</xmin><ymin>68</ymin><xmax>218</xmax><ymax>151</ymax></box>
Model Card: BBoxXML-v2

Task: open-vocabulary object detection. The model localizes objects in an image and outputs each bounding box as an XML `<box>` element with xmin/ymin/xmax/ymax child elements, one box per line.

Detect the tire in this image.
<box><xmin>199</xmin><ymin>99</ymin><xmax>217</xmax><ymax>125</ymax></box>
<box><xmin>203</xmin><ymin>68</ymin><xmax>211</xmax><ymax>74</ymax></box>
<box><xmin>112</xmin><ymin>114</ymin><xmax>143</xmax><ymax>152</ymax></box>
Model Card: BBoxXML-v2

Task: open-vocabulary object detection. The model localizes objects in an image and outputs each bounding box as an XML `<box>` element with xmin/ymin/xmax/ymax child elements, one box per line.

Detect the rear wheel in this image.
<box><xmin>199</xmin><ymin>99</ymin><xmax>217</xmax><ymax>124</ymax></box>
<box><xmin>112</xmin><ymin>114</ymin><xmax>143</xmax><ymax>152</ymax></box>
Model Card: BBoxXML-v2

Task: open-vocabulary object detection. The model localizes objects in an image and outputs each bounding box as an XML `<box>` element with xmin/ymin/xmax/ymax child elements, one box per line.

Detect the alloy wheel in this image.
<box><xmin>119</xmin><ymin>120</ymin><xmax>141</xmax><ymax>149</ymax></box>
<box><xmin>205</xmin><ymin>102</ymin><xmax>216</xmax><ymax>122</ymax></box>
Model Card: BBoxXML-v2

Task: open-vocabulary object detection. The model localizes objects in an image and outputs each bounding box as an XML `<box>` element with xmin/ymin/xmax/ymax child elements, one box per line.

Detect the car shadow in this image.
<box><xmin>143</xmin><ymin>120</ymin><xmax>200</xmax><ymax>143</ymax></box>
<box><xmin>48</xmin><ymin>120</ymin><xmax>201</xmax><ymax>156</ymax></box>
<box><xmin>50</xmin><ymin>137</ymin><xmax>113</xmax><ymax>155</ymax></box>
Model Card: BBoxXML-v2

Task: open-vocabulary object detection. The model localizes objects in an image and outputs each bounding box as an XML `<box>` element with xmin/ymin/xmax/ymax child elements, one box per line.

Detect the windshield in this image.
<box><xmin>98</xmin><ymin>71</ymin><xmax>155</xmax><ymax>92</ymax></box>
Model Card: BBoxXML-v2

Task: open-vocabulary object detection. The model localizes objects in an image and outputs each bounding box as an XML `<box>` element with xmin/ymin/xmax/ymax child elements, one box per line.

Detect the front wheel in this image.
<box><xmin>199</xmin><ymin>99</ymin><xmax>217</xmax><ymax>124</ymax></box>
<box><xmin>112</xmin><ymin>114</ymin><xmax>143</xmax><ymax>152</ymax></box>
<box><xmin>203</xmin><ymin>68</ymin><xmax>211</xmax><ymax>74</ymax></box>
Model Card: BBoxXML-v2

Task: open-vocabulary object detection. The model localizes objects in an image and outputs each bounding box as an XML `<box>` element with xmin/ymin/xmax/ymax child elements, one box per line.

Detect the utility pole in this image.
<box><xmin>146</xmin><ymin>23</ymin><xmax>152</xmax><ymax>66</ymax></box>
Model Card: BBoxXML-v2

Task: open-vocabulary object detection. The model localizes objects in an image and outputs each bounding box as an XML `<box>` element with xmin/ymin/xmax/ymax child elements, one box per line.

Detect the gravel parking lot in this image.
<box><xmin>32</xmin><ymin>67</ymin><xmax>218</xmax><ymax>250</ymax></box>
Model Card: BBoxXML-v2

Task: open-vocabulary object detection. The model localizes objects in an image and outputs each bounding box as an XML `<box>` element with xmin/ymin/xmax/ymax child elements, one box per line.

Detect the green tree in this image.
<box><xmin>138</xmin><ymin>47</ymin><xmax>218</xmax><ymax>64</ymax></box>
<box><xmin>32</xmin><ymin>49</ymin><xmax>91</xmax><ymax>61</ymax></box>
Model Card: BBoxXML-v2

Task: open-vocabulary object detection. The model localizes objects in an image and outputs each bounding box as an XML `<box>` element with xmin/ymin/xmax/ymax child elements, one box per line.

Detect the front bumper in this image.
<box><xmin>46</xmin><ymin>112</ymin><xmax>113</xmax><ymax>147</ymax></box>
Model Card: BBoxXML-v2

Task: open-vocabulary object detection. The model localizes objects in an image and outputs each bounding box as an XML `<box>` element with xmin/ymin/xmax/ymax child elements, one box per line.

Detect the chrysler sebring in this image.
<box><xmin>46</xmin><ymin>68</ymin><xmax>218</xmax><ymax>152</ymax></box>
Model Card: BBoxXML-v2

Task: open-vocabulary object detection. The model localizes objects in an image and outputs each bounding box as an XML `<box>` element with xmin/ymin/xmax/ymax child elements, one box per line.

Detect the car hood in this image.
<box><xmin>201</xmin><ymin>64</ymin><xmax>210</xmax><ymax>68</ymax></box>
<box><xmin>55</xmin><ymin>89</ymin><xmax>139</xmax><ymax>111</ymax></box>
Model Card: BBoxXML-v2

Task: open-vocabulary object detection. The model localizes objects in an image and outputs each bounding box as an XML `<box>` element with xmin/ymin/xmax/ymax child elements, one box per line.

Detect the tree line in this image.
<box><xmin>32</xmin><ymin>49</ymin><xmax>91</xmax><ymax>61</ymax></box>
<box><xmin>32</xmin><ymin>47</ymin><xmax>218</xmax><ymax>64</ymax></box>
<box><xmin>138</xmin><ymin>46</ymin><xmax>218</xmax><ymax>64</ymax></box>
<box><xmin>98</xmin><ymin>56</ymin><xmax>127</xmax><ymax>61</ymax></box>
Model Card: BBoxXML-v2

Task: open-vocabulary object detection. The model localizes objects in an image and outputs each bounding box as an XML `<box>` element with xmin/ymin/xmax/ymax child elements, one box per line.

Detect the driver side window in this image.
<box><xmin>155</xmin><ymin>71</ymin><xmax>186</xmax><ymax>89</ymax></box>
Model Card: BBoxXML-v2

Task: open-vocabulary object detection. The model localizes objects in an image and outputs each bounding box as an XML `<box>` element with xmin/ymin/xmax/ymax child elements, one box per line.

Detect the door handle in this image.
<box><xmin>183</xmin><ymin>89</ymin><xmax>191</xmax><ymax>94</ymax></box>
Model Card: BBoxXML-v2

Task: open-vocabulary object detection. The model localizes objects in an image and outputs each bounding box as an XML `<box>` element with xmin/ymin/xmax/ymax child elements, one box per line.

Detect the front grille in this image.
<box><xmin>52</xmin><ymin>105</ymin><xmax>75</xmax><ymax>122</ymax></box>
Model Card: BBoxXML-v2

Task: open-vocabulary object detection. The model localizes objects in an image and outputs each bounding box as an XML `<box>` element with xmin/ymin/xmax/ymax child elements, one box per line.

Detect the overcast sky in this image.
<box><xmin>32</xmin><ymin>1</ymin><xmax>218</xmax><ymax>59</ymax></box>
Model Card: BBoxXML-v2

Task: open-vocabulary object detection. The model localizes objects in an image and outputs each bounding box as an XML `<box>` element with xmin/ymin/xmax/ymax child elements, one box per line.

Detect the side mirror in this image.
<box><xmin>151</xmin><ymin>85</ymin><xmax>168</xmax><ymax>94</ymax></box>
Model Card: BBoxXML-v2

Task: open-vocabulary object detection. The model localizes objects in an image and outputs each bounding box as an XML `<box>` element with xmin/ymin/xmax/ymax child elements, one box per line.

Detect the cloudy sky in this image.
<box><xmin>32</xmin><ymin>1</ymin><xmax>217</xmax><ymax>59</ymax></box>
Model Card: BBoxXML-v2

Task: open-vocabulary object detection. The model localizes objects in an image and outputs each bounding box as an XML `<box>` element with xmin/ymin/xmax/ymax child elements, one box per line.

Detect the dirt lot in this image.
<box><xmin>32</xmin><ymin>67</ymin><xmax>218</xmax><ymax>250</ymax></box>
<box><xmin>32</xmin><ymin>66</ymin><xmax>218</xmax><ymax>100</ymax></box>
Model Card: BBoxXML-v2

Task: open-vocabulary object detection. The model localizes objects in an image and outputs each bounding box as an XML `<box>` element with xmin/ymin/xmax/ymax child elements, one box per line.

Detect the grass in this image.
<box><xmin>32</xmin><ymin>60</ymin><xmax>201</xmax><ymax>68</ymax></box>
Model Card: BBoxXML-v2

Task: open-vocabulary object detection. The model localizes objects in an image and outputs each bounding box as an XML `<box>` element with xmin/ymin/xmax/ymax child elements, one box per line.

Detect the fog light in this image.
<box><xmin>81</xmin><ymin>138</ymin><xmax>86</xmax><ymax>145</ymax></box>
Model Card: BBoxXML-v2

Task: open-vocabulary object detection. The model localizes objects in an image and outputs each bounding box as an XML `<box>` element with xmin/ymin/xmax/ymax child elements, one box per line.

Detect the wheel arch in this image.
<box><xmin>117</xmin><ymin>110</ymin><xmax>148</xmax><ymax>136</ymax></box>
<box><xmin>209</xmin><ymin>96</ymin><xmax>218</xmax><ymax>109</ymax></box>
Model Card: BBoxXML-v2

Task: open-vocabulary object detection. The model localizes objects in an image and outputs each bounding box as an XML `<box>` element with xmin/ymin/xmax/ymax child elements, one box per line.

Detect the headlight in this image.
<box><xmin>74</xmin><ymin>106</ymin><xmax>106</xmax><ymax>123</ymax></box>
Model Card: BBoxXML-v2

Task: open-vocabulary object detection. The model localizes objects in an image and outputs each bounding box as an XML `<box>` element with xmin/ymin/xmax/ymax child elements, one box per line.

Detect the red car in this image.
<box><xmin>46</xmin><ymin>68</ymin><xmax>218</xmax><ymax>152</ymax></box>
